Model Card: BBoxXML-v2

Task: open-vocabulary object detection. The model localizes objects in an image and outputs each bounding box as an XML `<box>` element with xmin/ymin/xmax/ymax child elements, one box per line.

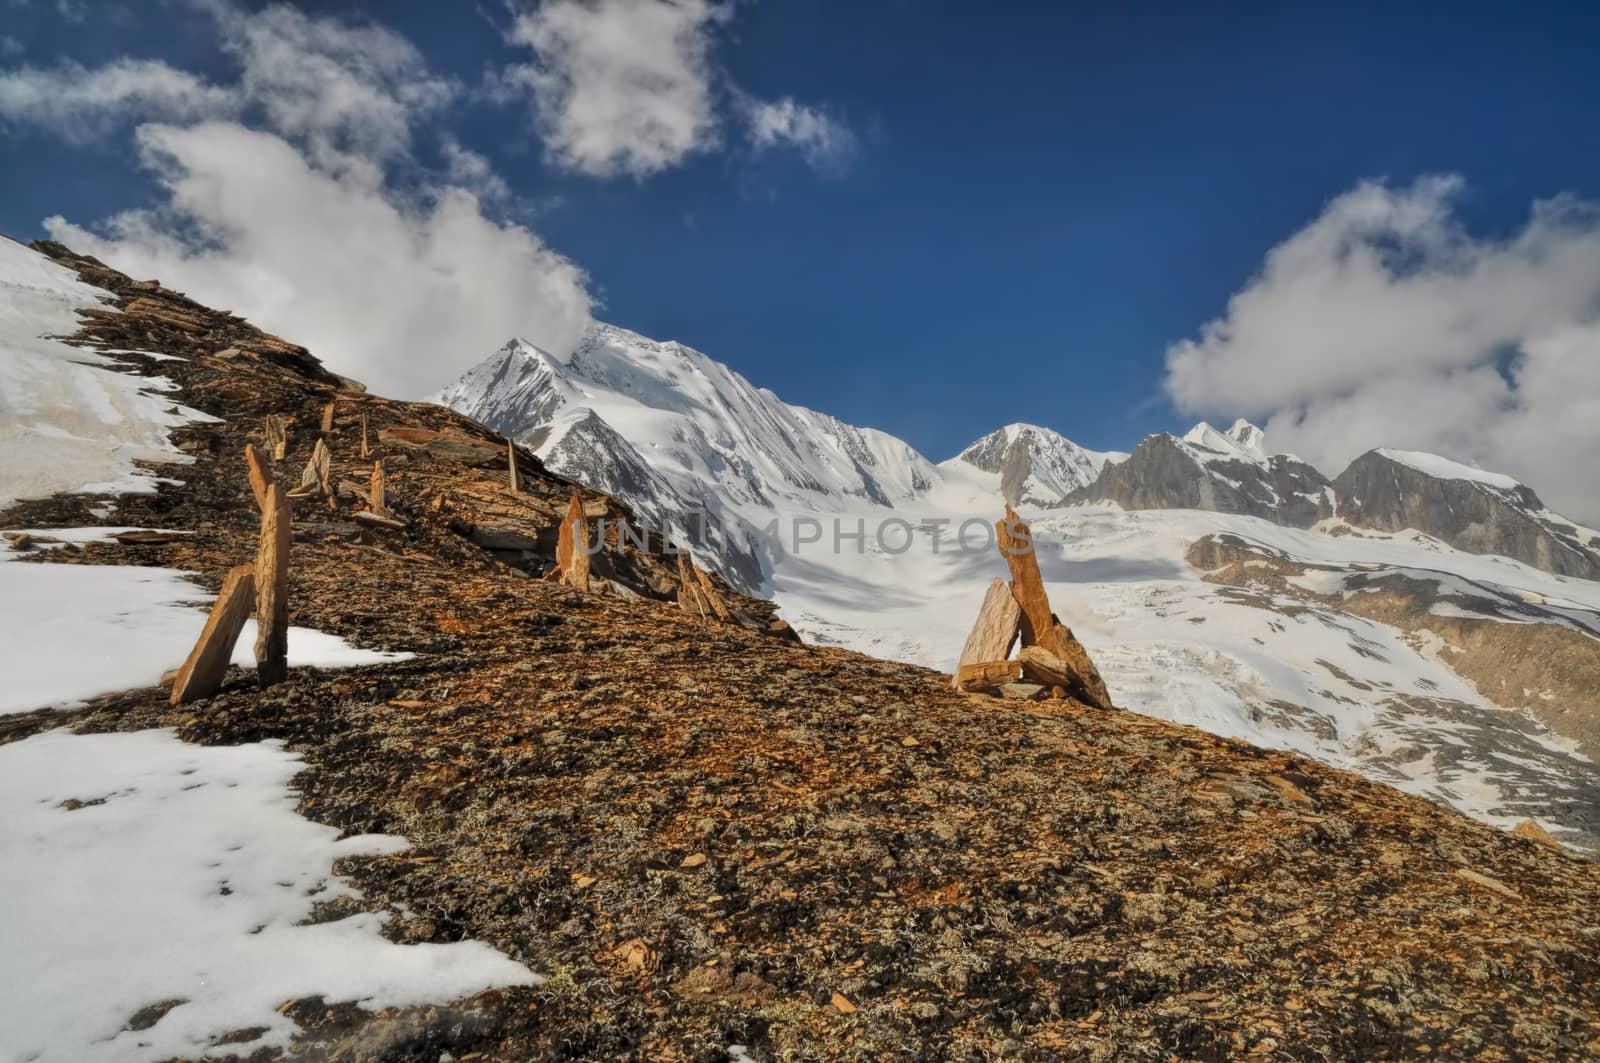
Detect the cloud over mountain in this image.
<box><xmin>1164</xmin><ymin>176</ymin><xmax>1600</xmax><ymax>524</ymax></box>
<box><xmin>4</xmin><ymin>2</ymin><xmax>594</xmax><ymax>397</ymax></box>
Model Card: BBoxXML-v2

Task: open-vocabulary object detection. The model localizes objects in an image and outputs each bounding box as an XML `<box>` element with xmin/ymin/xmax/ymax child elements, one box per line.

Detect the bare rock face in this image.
<box><xmin>1063</xmin><ymin>431</ymin><xmax>1334</xmax><ymax>527</ymax></box>
<box><xmin>1332</xmin><ymin>450</ymin><xmax>1600</xmax><ymax>580</ymax></box>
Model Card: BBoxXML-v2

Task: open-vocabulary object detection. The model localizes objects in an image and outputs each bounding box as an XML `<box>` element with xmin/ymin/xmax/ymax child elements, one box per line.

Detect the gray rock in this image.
<box><xmin>1332</xmin><ymin>450</ymin><xmax>1600</xmax><ymax>580</ymax></box>
<box><xmin>1063</xmin><ymin>433</ymin><xmax>1334</xmax><ymax>527</ymax></box>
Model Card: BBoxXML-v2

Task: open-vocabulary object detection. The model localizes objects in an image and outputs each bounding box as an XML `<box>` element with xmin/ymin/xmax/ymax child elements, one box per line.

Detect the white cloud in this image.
<box><xmin>440</xmin><ymin>136</ymin><xmax>514</xmax><ymax>206</ymax></box>
<box><xmin>46</xmin><ymin>122</ymin><xmax>593</xmax><ymax>399</ymax></box>
<box><xmin>504</xmin><ymin>0</ymin><xmax>729</xmax><ymax>178</ymax></box>
<box><xmin>215</xmin><ymin>2</ymin><xmax>455</xmax><ymax>170</ymax></box>
<box><xmin>0</xmin><ymin>58</ymin><xmax>238</xmax><ymax>141</ymax></box>
<box><xmin>500</xmin><ymin>0</ymin><xmax>856</xmax><ymax>178</ymax></box>
<box><xmin>743</xmin><ymin>96</ymin><xmax>856</xmax><ymax>174</ymax></box>
<box><xmin>5</xmin><ymin>2</ymin><xmax>595</xmax><ymax>398</ymax></box>
<box><xmin>1164</xmin><ymin>176</ymin><xmax>1600</xmax><ymax>523</ymax></box>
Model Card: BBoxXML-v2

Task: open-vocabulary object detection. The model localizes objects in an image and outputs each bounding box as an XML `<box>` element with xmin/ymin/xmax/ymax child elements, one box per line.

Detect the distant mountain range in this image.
<box><xmin>436</xmin><ymin>325</ymin><xmax>1600</xmax><ymax>588</ymax></box>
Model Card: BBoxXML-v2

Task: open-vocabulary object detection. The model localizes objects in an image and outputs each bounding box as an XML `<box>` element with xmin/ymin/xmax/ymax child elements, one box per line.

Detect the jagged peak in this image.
<box><xmin>1226</xmin><ymin>418</ymin><xmax>1267</xmax><ymax>455</ymax></box>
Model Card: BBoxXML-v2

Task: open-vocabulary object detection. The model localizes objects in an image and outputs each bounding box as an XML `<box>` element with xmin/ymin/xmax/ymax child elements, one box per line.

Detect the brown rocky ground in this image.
<box><xmin>3</xmin><ymin>243</ymin><xmax>1600</xmax><ymax>1061</ymax></box>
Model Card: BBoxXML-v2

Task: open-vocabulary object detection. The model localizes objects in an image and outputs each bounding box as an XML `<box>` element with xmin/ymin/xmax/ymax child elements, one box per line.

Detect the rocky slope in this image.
<box><xmin>1061</xmin><ymin>422</ymin><xmax>1335</xmax><ymax>527</ymax></box>
<box><xmin>1334</xmin><ymin>449</ymin><xmax>1600</xmax><ymax>581</ymax></box>
<box><xmin>4</xmin><ymin>240</ymin><xmax>1600</xmax><ymax>1061</ymax></box>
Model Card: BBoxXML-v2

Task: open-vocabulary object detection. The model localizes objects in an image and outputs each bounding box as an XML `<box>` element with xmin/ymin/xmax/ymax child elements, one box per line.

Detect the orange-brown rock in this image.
<box><xmin>169</xmin><ymin>564</ymin><xmax>256</xmax><ymax>705</ymax></box>
<box><xmin>379</xmin><ymin>426</ymin><xmax>502</xmax><ymax>467</ymax></box>
<box><xmin>254</xmin><ymin>484</ymin><xmax>290</xmax><ymax>687</ymax></box>
<box><xmin>369</xmin><ymin>459</ymin><xmax>385</xmax><ymax>513</ymax></box>
<box><xmin>995</xmin><ymin>507</ymin><xmax>1113</xmax><ymax>709</ymax></box>
<box><xmin>265</xmin><ymin>414</ymin><xmax>288</xmax><ymax>461</ymax></box>
<box><xmin>244</xmin><ymin>444</ymin><xmax>273</xmax><ymax>511</ymax></box>
<box><xmin>556</xmin><ymin>491</ymin><xmax>591</xmax><ymax>591</ymax></box>
<box><xmin>955</xmin><ymin>659</ymin><xmax>1021</xmax><ymax>692</ymax></box>
<box><xmin>1018</xmin><ymin>645</ymin><xmax>1078</xmax><ymax>688</ymax></box>
<box><xmin>952</xmin><ymin>577</ymin><xmax>1021</xmax><ymax>688</ymax></box>
<box><xmin>299</xmin><ymin>437</ymin><xmax>332</xmax><ymax>499</ymax></box>
<box><xmin>690</xmin><ymin>559</ymin><xmax>731</xmax><ymax>621</ymax></box>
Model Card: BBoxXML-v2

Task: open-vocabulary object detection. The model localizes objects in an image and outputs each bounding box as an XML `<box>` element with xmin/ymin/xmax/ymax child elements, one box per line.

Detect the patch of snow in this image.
<box><xmin>0</xmin><ymin>239</ymin><xmax>213</xmax><ymax>510</ymax></box>
<box><xmin>1284</xmin><ymin>569</ymin><xmax>1349</xmax><ymax>595</ymax></box>
<box><xmin>1376</xmin><ymin>449</ymin><xmax>1522</xmax><ymax>490</ymax></box>
<box><xmin>0</xmin><ymin>728</ymin><xmax>536</xmax><ymax>1063</ymax></box>
<box><xmin>0</xmin><ymin>545</ymin><xmax>411</xmax><ymax>715</ymax></box>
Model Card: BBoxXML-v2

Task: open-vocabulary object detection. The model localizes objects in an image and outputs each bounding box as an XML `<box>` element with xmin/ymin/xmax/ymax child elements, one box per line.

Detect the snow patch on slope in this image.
<box><xmin>0</xmin><ymin>238</ymin><xmax>210</xmax><ymax>510</ymax></box>
<box><xmin>0</xmin><ymin>729</ymin><xmax>536</xmax><ymax>1063</ymax></box>
<box><xmin>0</xmin><ymin>537</ymin><xmax>411</xmax><ymax>715</ymax></box>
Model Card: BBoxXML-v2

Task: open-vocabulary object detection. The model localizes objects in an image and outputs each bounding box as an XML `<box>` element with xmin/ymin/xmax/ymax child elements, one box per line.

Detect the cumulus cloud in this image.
<box><xmin>3</xmin><ymin>1</ymin><xmax>594</xmax><ymax>398</ymax></box>
<box><xmin>501</xmin><ymin>0</ymin><xmax>855</xmax><ymax>178</ymax></box>
<box><xmin>504</xmin><ymin>0</ymin><xmax>729</xmax><ymax>178</ymax></box>
<box><xmin>743</xmin><ymin>96</ymin><xmax>856</xmax><ymax>174</ymax></box>
<box><xmin>1164</xmin><ymin>176</ymin><xmax>1600</xmax><ymax>523</ymax></box>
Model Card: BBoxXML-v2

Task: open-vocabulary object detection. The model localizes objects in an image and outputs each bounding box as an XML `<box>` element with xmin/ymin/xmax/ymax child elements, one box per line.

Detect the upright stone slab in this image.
<box><xmin>369</xmin><ymin>459</ymin><xmax>385</xmax><ymax>512</ymax></box>
<box><xmin>169</xmin><ymin>564</ymin><xmax>256</xmax><ymax>705</ymax></box>
<box><xmin>557</xmin><ymin>491</ymin><xmax>590</xmax><ymax>591</ymax></box>
<box><xmin>244</xmin><ymin>444</ymin><xmax>273</xmax><ymax>510</ymax></box>
<box><xmin>952</xmin><ymin>577</ymin><xmax>1021</xmax><ymax>688</ymax></box>
<box><xmin>255</xmin><ymin>484</ymin><xmax>291</xmax><ymax>687</ymax></box>
<box><xmin>995</xmin><ymin>507</ymin><xmax>1114</xmax><ymax>709</ymax></box>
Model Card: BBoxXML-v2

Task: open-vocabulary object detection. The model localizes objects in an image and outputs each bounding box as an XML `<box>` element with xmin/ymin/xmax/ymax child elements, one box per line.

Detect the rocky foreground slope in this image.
<box><xmin>3</xmin><ymin>242</ymin><xmax>1600</xmax><ymax>1061</ymax></box>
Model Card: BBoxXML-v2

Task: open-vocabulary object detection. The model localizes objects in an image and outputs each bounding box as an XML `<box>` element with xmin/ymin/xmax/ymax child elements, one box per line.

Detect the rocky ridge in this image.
<box><xmin>1062</xmin><ymin>425</ymin><xmax>1335</xmax><ymax>528</ymax></box>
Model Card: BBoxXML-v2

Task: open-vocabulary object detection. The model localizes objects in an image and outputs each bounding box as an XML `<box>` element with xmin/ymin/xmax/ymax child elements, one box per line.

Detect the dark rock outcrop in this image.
<box><xmin>1333</xmin><ymin>450</ymin><xmax>1600</xmax><ymax>580</ymax></box>
<box><xmin>1063</xmin><ymin>432</ymin><xmax>1335</xmax><ymax>527</ymax></box>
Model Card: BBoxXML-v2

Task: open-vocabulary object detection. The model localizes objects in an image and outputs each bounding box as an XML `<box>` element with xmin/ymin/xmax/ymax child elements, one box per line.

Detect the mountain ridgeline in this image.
<box><xmin>437</xmin><ymin>328</ymin><xmax>1600</xmax><ymax>586</ymax></box>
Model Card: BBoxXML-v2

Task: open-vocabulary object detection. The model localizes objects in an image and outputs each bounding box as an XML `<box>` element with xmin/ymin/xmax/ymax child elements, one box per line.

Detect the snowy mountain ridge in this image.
<box><xmin>438</xmin><ymin>322</ymin><xmax>1600</xmax><ymax>590</ymax></box>
<box><xmin>941</xmin><ymin>422</ymin><xmax>1126</xmax><ymax>507</ymax></box>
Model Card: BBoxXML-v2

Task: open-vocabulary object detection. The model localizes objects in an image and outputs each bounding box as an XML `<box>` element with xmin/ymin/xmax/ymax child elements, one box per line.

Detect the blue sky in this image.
<box><xmin>3</xmin><ymin>1</ymin><xmax>1600</xmax><ymax>487</ymax></box>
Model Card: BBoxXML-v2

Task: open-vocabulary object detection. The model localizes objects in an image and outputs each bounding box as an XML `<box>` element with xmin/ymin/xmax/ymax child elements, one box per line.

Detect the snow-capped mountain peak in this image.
<box><xmin>1180</xmin><ymin>419</ymin><xmax>1270</xmax><ymax>465</ymax></box>
<box><xmin>944</xmin><ymin>422</ymin><xmax>1126</xmax><ymax>507</ymax></box>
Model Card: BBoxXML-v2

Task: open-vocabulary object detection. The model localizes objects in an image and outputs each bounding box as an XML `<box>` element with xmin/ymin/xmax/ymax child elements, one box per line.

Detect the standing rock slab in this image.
<box><xmin>952</xmin><ymin>577</ymin><xmax>1022</xmax><ymax>688</ymax></box>
<box><xmin>255</xmin><ymin>484</ymin><xmax>291</xmax><ymax>687</ymax></box>
<box><xmin>556</xmin><ymin>492</ymin><xmax>591</xmax><ymax>591</ymax></box>
<box><xmin>170</xmin><ymin>564</ymin><xmax>256</xmax><ymax>705</ymax></box>
<box><xmin>995</xmin><ymin>507</ymin><xmax>1114</xmax><ymax>709</ymax></box>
